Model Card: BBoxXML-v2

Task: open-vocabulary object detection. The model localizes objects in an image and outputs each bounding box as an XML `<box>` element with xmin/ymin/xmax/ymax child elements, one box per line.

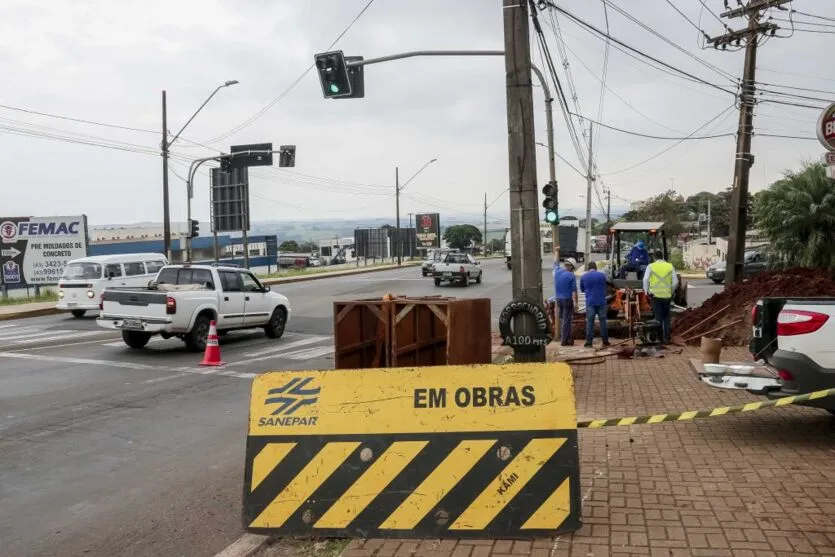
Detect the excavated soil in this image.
<box><xmin>673</xmin><ymin>267</ymin><xmax>835</xmax><ymax>346</ymax></box>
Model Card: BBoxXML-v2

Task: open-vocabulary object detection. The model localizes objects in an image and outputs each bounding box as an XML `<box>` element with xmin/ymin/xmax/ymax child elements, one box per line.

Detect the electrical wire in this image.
<box><xmin>0</xmin><ymin>103</ymin><xmax>157</xmax><ymax>134</ymax></box>
<box><xmin>594</xmin><ymin>0</ymin><xmax>611</xmax><ymax>149</ymax></box>
<box><xmin>565</xmin><ymin>113</ymin><xmax>735</xmax><ymax>140</ymax></box>
<box><xmin>538</xmin><ymin>1</ymin><xmax>737</xmax><ymax>96</ymax></box>
<box><xmin>600</xmin><ymin>103</ymin><xmax>736</xmax><ymax>176</ymax></box>
<box><xmin>665</xmin><ymin>0</ymin><xmax>711</xmax><ymax>39</ymax></box>
<box><xmin>790</xmin><ymin>9</ymin><xmax>835</xmax><ymax>23</ymax></box>
<box><xmin>697</xmin><ymin>0</ymin><xmax>727</xmax><ymax>27</ymax></box>
<box><xmin>202</xmin><ymin>0</ymin><xmax>376</xmax><ymax>145</ymax></box>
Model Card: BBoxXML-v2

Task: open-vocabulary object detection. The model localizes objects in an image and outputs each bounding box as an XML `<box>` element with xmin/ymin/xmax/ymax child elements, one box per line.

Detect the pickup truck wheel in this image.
<box><xmin>122</xmin><ymin>331</ymin><xmax>151</xmax><ymax>349</ymax></box>
<box><xmin>712</xmin><ymin>278</ymin><xmax>723</xmax><ymax>284</ymax></box>
<box><xmin>185</xmin><ymin>315</ymin><xmax>211</xmax><ymax>352</ymax></box>
<box><xmin>434</xmin><ymin>278</ymin><xmax>441</xmax><ymax>286</ymax></box>
<box><xmin>476</xmin><ymin>272</ymin><xmax>482</xmax><ymax>284</ymax></box>
<box><xmin>265</xmin><ymin>307</ymin><xmax>287</xmax><ymax>339</ymax></box>
<box><xmin>71</xmin><ymin>310</ymin><xmax>86</xmax><ymax>318</ymax></box>
<box><xmin>462</xmin><ymin>277</ymin><xmax>470</xmax><ymax>287</ymax></box>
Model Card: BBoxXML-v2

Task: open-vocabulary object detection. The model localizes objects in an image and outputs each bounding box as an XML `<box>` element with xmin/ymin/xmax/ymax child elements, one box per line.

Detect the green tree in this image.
<box><xmin>278</xmin><ymin>240</ymin><xmax>300</xmax><ymax>252</ymax></box>
<box><xmin>443</xmin><ymin>224</ymin><xmax>482</xmax><ymax>250</ymax></box>
<box><xmin>299</xmin><ymin>240</ymin><xmax>318</xmax><ymax>253</ymax></box>
<box><xmin>620</xmin><ymin>189</ymin><xmax>685</xmax><ymax>237</ymax></box>
<box><xmin>754</xmin><ymin>162</ymin><xmax>835</xmax><ymax>269</ymax></box>
<box><xmin>488</xmin><ymin>238</ymin><xmax>503</xmax><ymax>253</ymax></box>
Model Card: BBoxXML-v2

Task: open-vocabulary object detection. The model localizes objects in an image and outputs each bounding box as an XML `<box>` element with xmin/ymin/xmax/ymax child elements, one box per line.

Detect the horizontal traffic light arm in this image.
<box><xmin>343</xmin><ymin>50</ymin><xmax>505</xmax><ymax>67</ymax></box>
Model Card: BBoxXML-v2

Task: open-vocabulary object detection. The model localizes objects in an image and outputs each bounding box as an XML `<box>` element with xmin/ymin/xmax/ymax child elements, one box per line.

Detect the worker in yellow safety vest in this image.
<box><xmin>642</xmin><ymin>249</ymin><xmax>678</xmax><ymax>345</ymax></box>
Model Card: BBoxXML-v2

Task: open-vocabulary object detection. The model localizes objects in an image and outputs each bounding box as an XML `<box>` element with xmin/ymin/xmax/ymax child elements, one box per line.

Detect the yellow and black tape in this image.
<box><xmin>243</xmin><ymin>431</ymin><xmax>581</xmax><ymax>539</ymax></box>
<box><xmin>578</xmin><ymin>387</ymin><xmax>835</xmax><ymax>429</ymax></box>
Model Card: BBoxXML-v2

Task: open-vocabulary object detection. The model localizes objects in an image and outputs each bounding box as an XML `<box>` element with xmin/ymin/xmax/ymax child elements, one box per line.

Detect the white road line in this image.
<box><xmin>10</xmin><ymin>331</ymin><xmax>105</xmax><ymax>345</ymax></box>
<box><xmin>0</xmin><ymin>326</ymin><xmax>43</xmax><ymax>339</ymax></box>
<box><xmin>0</xmin><ymin>352</ymin><xmax>171</xmax><ymax>371</ymax></box>
<box><xmin>281</xmin><ymin>345</ymin><xmax>335</xmax><ymax>360</ymax></box>
<box><xmin>17</xmin><ymin>334</ymin><xmax>121</xmax><ymax>351</ymax></box>
<box><xmin>0</xmin><ymin>322</ymin><xmax>28</xmax><ymax>330</ymax></box>
<box><xmin>243</xmin><ymin>335</ymin><xmax>330</xmax><ymax>357</ymax></box>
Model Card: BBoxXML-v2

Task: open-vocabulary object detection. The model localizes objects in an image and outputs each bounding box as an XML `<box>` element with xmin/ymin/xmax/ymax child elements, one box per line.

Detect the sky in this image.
<box><xmin>1</xmin><ymin>0</ymin><xmax>834</xmax><ymax>229</ymax></box>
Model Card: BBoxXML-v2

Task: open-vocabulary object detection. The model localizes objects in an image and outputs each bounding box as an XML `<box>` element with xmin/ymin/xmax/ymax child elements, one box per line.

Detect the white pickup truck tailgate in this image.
<box><xmin>778</xmin><ymin>302</ymin><xmax>835</xmax><ymax>369</ymax></box>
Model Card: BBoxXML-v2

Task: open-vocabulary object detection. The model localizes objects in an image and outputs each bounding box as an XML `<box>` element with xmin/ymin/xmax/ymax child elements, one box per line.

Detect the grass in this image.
<box><xmin>0</xmin><ymin>290</ymin><xmax>58</xmax><ymax>306</ymax></box>
<box><xmin>257</xmin><ymin>538</ymin><xmax>349</xmax><ymax>557</ymax></box>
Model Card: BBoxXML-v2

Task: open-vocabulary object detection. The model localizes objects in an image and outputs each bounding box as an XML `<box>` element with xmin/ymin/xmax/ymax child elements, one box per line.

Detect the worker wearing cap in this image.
<box><xmin>554</xmin><ymin>257</ymin><xmax>579</xmax><ymax>346</ymax></box>
<box><xmin>643</xmin><ymin>249</ymin><xmax>678</xmax><ymax>345</ymax></box>
<box><xmin>619</xmin><ymin>240</ymin><xmax>650</xmax><ymax>279</ymax></box>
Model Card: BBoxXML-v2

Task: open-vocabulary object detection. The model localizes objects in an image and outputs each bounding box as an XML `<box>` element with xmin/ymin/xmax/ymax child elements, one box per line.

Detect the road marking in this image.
<box><xmin>281</xmin><ymin>345</ymin><xmax>334</xmax><ymax>360</ymax></box>
<box><xmin>231</xmin><ymin>340</ymin><xmax>334</xmax><ymax>367</ymax></box>
<box><xmin>10</xmin><ymin>331</ymin><xmax>105</xmax><ymax>345</ymax></box>
<box><xmin>17</xmin><ymin>334</ymin><xmax>121</xmax><ymax>351</ymax></box>
<box><xmin>0</xmin><ymin>326</ymin><xmax>43</xmax><ymax>339</ymax></box>
<box><xmin>243</xmin><ymin>335</ymin><xmax>330</xmax><ymax>357</ymax></box>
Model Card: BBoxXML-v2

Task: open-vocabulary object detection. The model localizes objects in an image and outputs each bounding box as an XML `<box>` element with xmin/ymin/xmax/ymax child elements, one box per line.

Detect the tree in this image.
<box><xmin>278</xmin><ymin>240</ymin><xmax>300</xmax><ymax>252</ymax></box>
<box><xmin>299</xmin><ymin>240</ymin><xmax>318</xmax><ymax>253</ymax></box>
<box><xmin>754</xmin><ymin>162</ymin><xmax>835</xmax><ymax>270</ymax></box>
<box><xmin>443</xmin><ymin>224</ymin><xmax>482</xmax><ymax>250</ymax></box>
<box><xmin>620</xmin><ymin>189</ymin><xmax>686</xmax><ymax>237</ymax></box>
<box><xmin>489</xmin><ymin>238</ymin><xmax>504</xmax><ymax>253</ymax></box>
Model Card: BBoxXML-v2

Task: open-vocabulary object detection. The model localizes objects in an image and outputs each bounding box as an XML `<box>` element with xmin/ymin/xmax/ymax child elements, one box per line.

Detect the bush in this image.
<box><xmin>670</xmin><ymin>249</ymin><xmax>685</xmax><ymax>270</ymax></box>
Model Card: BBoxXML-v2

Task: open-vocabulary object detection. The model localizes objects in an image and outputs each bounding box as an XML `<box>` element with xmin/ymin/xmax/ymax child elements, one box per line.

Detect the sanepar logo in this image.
<box><xmin>258</xmin><ymin>377</ymin><xmax>320</xmax><ymax>427</ymax></box>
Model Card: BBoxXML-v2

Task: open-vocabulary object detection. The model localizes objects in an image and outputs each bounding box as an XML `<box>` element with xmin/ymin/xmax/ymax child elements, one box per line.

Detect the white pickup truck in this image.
<box><xmin>431</xmin><ymin>252</ymin><xmax>482</xmax><ymax>287</ymax></box>
<box><xmin>699</xmin><ymin>296</ymin><xmax>835</xmax><ymax>413</ymax></box>
<box><xmin>96</xmin><ymin>264</ymin><xmax>291</xmax><ymax>351</ymax></box>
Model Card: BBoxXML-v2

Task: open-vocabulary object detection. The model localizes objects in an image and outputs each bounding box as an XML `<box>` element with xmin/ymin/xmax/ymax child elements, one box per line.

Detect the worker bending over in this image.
<box><xmin>618</xmin><ymin>240</ymin><xmax>649</xmax><ymax>279</ymax></box>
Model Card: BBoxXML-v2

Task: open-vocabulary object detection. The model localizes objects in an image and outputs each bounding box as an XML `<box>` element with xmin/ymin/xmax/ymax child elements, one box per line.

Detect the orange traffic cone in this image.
<box><xmin>199</xmin><ymin>320</ymin><xmax>225</xmax><ymax>366</ymax></box>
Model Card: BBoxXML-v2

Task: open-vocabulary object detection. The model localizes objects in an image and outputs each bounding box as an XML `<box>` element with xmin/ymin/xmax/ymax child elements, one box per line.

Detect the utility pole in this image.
<box><xmin>707</xmin><ymin>198</ymin><xmax>712</xmax><ymax>245</ymax></box>
<box><xmin>161</xmin><ymin>91</ymin><xmax>172</xmax><ymax>261</ymax></box>
<box><xmin>708</xmin><ymin>0</ymin><xmax>790</xmax><ymax>283</ymax></box>
<box><xmin>395</xmin><ymin>166</ymin><xmax>401</xmax><ymax>265</ymax></box>
<box><xmin>483</xmin><ymin>192</ymin><xmax>488</xmax><ymax>256</ymax></box>
<box><xmin>503</xmin><ymin>0</ymin><xmax>544</xmax><ymax>363</ymax></box>
<box><xmin>606</xmin><ymin>188</ymin><xmax>611</xmax><ymax>228</ymax></box>
<box><xmin>408</xmin><ymin>213</ymin><xmax>414</xmax><ymax>261</ymax></box>
<box><xmin>584</xmin><ymin>124</ymin><xmax>594</xmax><ymax>264</ymax></box>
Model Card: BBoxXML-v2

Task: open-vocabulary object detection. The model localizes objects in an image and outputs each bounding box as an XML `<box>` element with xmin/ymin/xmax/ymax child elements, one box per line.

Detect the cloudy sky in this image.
<box><xmin>1</xmin><ymin>0</ymin><xmax>833</xmax><ymax>228</ymax></box>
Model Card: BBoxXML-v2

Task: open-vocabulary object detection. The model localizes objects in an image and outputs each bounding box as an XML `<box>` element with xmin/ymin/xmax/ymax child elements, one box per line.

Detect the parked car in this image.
<box><xmin>96</xmin><ymin>263</ymin><xmax>291</xmax><ymax>351</ymax></box>
<box><xmin>431</xmin><ymin>253</ymin><xmax>482</xmax><ymax>287</ymax></box>
<box><xmin>706</xmin><ymin>250</ymin><xmax>768</xmax><ymax>283</ymax></box>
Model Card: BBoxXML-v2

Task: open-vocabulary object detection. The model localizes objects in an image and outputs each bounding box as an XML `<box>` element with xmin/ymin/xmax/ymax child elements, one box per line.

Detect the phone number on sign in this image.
<box><xmin>31</xmin><ymin>268</ymin><xmax>65</xmax><ymax>279</ymax></box>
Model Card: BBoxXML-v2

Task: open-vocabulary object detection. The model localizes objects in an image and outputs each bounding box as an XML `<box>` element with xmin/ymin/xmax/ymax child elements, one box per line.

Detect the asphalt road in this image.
<box><xmin>0</xmin><ymin>260</ymin><xmax>719</xmax><ymax>557</ymax></box>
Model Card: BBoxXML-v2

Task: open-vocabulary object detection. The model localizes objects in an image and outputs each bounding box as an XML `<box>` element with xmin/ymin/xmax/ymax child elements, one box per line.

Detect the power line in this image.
<box><xmin>538</xmin><ymin>1</ymin><xmax>737</xmax><ymax>96</ymax></box>
<box><xmin>697</xmin><ymin>0</ymin><xmax>727</xmax><ymax>27</ymax></box>
<box><xmin>789</xmin><ymin>9</ymin><xmax>835</xmax><ymax>23</ymax></box>
<box><xmin>0</xmin><ymin>103</ymin><xmax>157</xmax><ymax>134</ymax></box>
<box><xmin>566</xmin><ymin>113</ymin><xmax>735</xmax><ymax>140</ymax></box>
<box><xmin>203</xmin><ymin>0</ymin><xmax>376</xmax><ymax>145</ymax></box>
<box><xmin>665</xmin><ymin>0</ymin><xmax>711</xmax><ymax>39</ymax></box>
<box><xmin>600</xmin><ymin>103</ymin><xmax>736</xmax><ymax>176</ymax></box>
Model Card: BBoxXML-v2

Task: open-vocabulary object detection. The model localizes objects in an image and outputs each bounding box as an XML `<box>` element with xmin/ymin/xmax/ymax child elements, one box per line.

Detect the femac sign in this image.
<box><xmin>415</xmin><ymin>212</ymin><xmax>441</xmax><ymax>249</ymax></box>
<box><xmin>242</xmin><ymin>363</ymin><xmax>581</xmax><ymax>539</ymax></box>
<box><xmin>0</xmin><ymin>215</ymin><xmax>89</xmax><ymax>286</ymax></box>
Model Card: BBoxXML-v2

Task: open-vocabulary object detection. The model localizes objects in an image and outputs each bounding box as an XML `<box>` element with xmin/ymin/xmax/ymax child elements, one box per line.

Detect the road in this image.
<box><xmin>0</xmin><ymin>261</ymin><xmax>720</xmax><ymax>557</ymax></box>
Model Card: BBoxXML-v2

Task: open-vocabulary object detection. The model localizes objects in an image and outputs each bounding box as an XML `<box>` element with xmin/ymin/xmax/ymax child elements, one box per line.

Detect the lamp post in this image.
<box><xmin>395</xmin><ymin>158</ymin><xmax>437</xmax><ymax>266</ymax></box>
<box><xmin>161</xmin><ymin>80</ymin><xmax>239</xmax><ymax>261</ymax></box>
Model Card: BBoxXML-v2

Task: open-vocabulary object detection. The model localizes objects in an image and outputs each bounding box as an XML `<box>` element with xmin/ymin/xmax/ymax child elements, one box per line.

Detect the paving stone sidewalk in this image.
<box><xmin>339</xmin><ymin>341</ymin><xmax>835</xmax><ymax>557</ymax></box>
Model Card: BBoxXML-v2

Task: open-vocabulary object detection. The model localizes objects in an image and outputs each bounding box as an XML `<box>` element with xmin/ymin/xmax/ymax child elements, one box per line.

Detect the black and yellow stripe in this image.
<box><xmin>242</xmin><ymin>431</ymin><xmax>581</xmax><ymax>538</ymax></box>
<box><xmin>578</xmin><ymin>387</ymin><xmax>835</xmax><ymax>429</ymax></box>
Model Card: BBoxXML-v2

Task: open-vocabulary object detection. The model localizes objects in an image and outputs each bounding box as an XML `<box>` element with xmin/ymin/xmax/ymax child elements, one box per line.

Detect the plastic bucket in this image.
<box><xmin>700</xmin><ymin>336</ymin><xmax>722</xmax><ymax>364</ymax></box>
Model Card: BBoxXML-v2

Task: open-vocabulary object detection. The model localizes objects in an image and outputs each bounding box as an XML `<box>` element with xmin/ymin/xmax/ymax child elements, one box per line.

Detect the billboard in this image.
<box><xmin>0</xmin><ymin>215</ymin><xmax>89</xmax><ymax>286</ymax></box>
<box><xmin>415</xmin><ymin>213</ymin><xmax>441</xmax><ymax>249</ymax></box>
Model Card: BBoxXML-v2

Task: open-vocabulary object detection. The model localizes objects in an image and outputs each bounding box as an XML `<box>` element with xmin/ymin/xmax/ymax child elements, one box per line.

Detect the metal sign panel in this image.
<box><xmin>211</xmin><ymin>167</ymin><xmax>250</xmax><ymax>233</ymax></box>
<box><xmin>415</xmin><ymin>213</ymin><xmax>441</xmax><ymax>249</ymax></box>
<box><xmin>230</xmin><ymin>143</ymin><xmax>273</xmax><ymax>168</ymax></box>
<box><xmin>0</xmin><ymin>215</ymin><xmax>89</xmax><ymax>286</ymax></box>
<box><xmin>242</xmin><ymin>363</ymin><xmax>581</xmax><ymax>539</ymax></box>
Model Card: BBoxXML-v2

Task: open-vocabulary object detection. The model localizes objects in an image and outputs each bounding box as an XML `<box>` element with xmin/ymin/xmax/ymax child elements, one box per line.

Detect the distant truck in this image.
<box><xmin>97</xmin><ymin>264</ymin><xmax>291</xmax><ymax>351</ymax></box>
<box><xmin>504</xmin><ymin>225</ymin><xmax>586</xmax><ymax>270</ymax></box>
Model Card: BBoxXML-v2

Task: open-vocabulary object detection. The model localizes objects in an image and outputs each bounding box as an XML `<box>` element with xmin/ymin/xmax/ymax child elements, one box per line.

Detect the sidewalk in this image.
<box><xmin>331</xmin><ymin>343</ymin><xmax>835</xmax><ymax>557</ymax></box>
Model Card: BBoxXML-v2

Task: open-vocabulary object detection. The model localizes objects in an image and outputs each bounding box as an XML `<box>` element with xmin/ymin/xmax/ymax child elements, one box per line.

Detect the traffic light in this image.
<box><xmin>314</xmin><ymin>51</ymin><xmax>352</xmax><ymax>98</ymax></box>
<box><xmin>279</xmin><ymin>145</ymin><xmax>296</xmax><ymax>168</ymax></box>
<box><xmin>542</xmin><ymin>181</ymin><xmax>559</xmax><ymax>224</ymax></box>
<box><xmin>190</xmin><ymin>219</ymin><xmax>199</xmax><ymax>239</ymax></box>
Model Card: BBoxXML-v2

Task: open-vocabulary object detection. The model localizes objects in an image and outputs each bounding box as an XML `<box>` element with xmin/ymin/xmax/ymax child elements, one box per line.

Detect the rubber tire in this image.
<box><xmin>434</xmin><ymin>278</ymin><xmax>441</xmax><ymax>286</ymax></box>
<box><xmin>71</xmin><ymin>310</ymin><xmax>86</xmax><ymax>318</ymax></box>
<box><xmin>712</xmin><ymin>279</ymin><xmax>723</xmax><ymax>284</ymax></box>
<box><xmin>462</xmin><ymin>276</ymin><xmax>470</xmax><ymax>287</ymax></box>
<box><xmin>185</xmin><ymin>315</ymin><xmax>211</xmax><ymax>353</ymax></box>
<box><xmin>476</xmin><ymin>272</ymin><xmax>482</xmax><ymax>284</ymax></box>
<box><xmin>122</xmin><ymin>330</ymin><xmax>151</xmax><ymax>349</ymax></box>
<box><xmin>265</xmin><ymin>307</ymin><xmax>287</xmax><ymax>339</ymax></box>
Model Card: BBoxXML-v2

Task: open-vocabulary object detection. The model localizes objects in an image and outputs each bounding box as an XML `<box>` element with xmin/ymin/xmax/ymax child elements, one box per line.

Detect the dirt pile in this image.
<box><xmin>673</xmin><ymin>267</ymin><xmax>835</xmax><ymax>346</ymax></box>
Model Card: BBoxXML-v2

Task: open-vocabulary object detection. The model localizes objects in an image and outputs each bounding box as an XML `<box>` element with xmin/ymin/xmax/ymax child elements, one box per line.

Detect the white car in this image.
<box><xmin>96</xmin><ymin>264</ymin><xmax>290</xmax><ymax>351</ymax></box>
<box><xmin>431</xmin><ymin>253</ymin><xmax>482</xmax><ymax>286</ymax></box>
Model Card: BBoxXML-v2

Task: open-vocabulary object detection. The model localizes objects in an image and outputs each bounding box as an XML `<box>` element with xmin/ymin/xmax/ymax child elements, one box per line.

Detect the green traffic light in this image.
<box><xmin>329</xmin><ymin>83</ymin><xmax>341</xmax><ymax>94</ymax></box>
<box><xmin>545</xmin><ymin>211</ymin><xmax>558</xmax><ymax>223</ymax></box>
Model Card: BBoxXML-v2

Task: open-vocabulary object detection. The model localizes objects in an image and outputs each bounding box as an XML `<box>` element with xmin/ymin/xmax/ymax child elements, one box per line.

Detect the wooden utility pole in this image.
<box><xmin>503</xmin><ymin>0</ymin><xmax>544</xmax><ymax>362</ymax></box>
<box><xmin>483</xmin><ymin>192</ymin><xmax>488</xmax><ymax>256</ymax></box>
<box><xmin>584</xmin><ymin>124</ymin><xmax>594</xmax><ymax>263</ymax></box>
<box><xmin>708</xmin><ymin>0</ymin><xmax>790</xmax><ymax>283</ymax></box>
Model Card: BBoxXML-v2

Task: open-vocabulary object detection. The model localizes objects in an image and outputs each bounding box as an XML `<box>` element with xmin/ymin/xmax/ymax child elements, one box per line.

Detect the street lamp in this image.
<box><xmin>161</xmin><ymin>80</ymin><xmax>239</xmax><ymax>261</ymax></box>
<box><xmin>395</xmin><ymin>158</ymin><xmax>438</xmax><ymax>266</ymax></box>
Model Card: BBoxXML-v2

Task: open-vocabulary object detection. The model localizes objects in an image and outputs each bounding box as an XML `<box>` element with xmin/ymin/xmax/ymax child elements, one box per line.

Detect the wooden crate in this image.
<box><xmin>333</xmin><ymin>299</ymin><xmax>391</xmax><ymax>369</ymax></box>
<box><xmin>390</xmin><ymin>296</ymin><xmax>492</xmax><ymax>367</ymax></box>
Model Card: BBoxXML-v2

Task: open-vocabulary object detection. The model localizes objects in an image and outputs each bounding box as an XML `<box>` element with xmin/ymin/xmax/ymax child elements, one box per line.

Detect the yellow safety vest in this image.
<box><xmin>648</xmin><ymin>260</ymin><xmax>674</xmax><ymax>299</ymax></box>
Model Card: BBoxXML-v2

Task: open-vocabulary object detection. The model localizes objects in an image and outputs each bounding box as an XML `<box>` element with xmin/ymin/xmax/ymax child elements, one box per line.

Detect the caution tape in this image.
<box><xmin>577</xmin><ymin>387</ymin><xmax>835</xmax><ymax>429</ymax></box>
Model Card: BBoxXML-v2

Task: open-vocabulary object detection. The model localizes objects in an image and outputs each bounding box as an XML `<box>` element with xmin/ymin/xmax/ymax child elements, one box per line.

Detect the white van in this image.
<box><xmin>57</xmin><ymin>253</ymin><xmax>168</xmax><ymax>318</ymax></box>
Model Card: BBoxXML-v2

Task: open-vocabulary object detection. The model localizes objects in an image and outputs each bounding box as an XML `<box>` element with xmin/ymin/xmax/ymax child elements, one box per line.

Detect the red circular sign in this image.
<box><xmin>816</xmin><ymin>103</ymin><xmax>835</xmax><ymax>151</ymax></box>
<box><xmin>420</xmin><ymin>215</ymin><xmax>433</xmax><ymax>229</ymax></box>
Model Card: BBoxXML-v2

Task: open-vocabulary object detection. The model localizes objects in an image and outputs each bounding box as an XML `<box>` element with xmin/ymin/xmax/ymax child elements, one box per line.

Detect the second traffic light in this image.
<box><xmin>542</xmin><ymin>181</ymin><xmax>559</xmax><ymax>224</ymax></box>
<box><xmin>314</xmin><ymin>51</ymin><xmax>353</xmax><ymax>98</ymax></box>
<box><xmin>189</xmin><ymin>219</ymin><xmax>200</xmax><ymax>239</ymax></box>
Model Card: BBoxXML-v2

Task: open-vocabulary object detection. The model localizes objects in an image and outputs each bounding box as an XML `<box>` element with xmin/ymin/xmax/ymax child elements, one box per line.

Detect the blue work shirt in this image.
<box><xmin>580</xmin><ymin>270</ymin><xmax>608</xmax><ymax>307</ymax></box>
<box><xmin>627</xmin><ymin>246</ymin><xmax>649</xmax><ymax>266</ymax></box>
<box><xmin>554</xmin><ymin>267</ymin><xmax>577</xmax><ymax>300</ymax></box>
